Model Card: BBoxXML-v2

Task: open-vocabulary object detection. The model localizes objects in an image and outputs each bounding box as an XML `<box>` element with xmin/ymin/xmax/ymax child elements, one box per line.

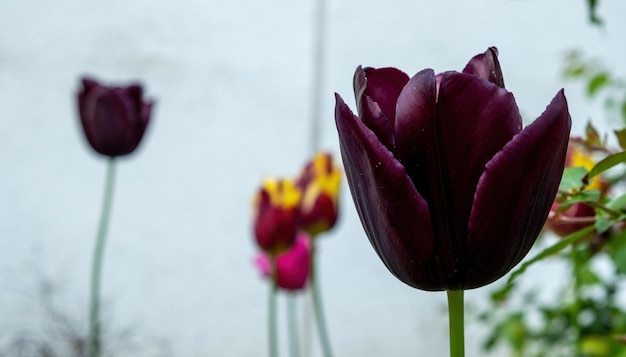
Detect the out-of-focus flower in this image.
<box><xmin>334</xmin><ymin>47</ymin><xmax>571</xmax><ymax>291</ymax></box>
<box><xmin>254</xmin><ymin>234</ymin><xmax>311</xmax><ymax>291</ymax></box>
<box><xmin>547</xmin><ymin>202</ymin><xmax>596</xmax><ymax>237</ymax></box>
<box><xmin>546</xmin><ymin>142</ymin><xmax>606</xmax><ymax>237</ymax></box>
<box><xmin>253</xmin><ymin>178</ymin><xmax>301</xmax><ymax>255</ymax></box>
<box><xmin>297</xmin><ymin>152</ymin><xmax>342</xmax><ymax>236</ymax></box>
<box><xmin>77</xmin><ymin>78</ymin><xmax>153</xmax><ymax>157</ymax></box>
<box><xmin>568</xmin><ymin>142</ymin><xmax>607</xmax><ymax>192</ymax></box>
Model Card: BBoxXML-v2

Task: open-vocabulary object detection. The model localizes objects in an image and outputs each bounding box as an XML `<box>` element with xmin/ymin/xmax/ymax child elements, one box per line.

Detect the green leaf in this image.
<box><xmin>614</xmin><ymin>245</ymin><xmax>626</xmax><ymax>274</ymax></box>
<box><xmin>504</xmin><ymin>226</ymin><xmax>595</xmax><ymax>287</ymax></box>
<box><xmin>615</xmin><ymin>129</ymin><xmax>626</xmax><ymax>150</ymax></box>
<box><xmin>580</xmin><ymin>335</ymin><xmax>611</xmax><ymax>356</ymax></box>
<box><xmin>587</xmin><ymin>151</ymin><xmax>626</xmax><ymax>180</ymax></box>
<box><xmin>586</xmin><ymin>122</ymin><xmax>602</xmax><ymax>146</ymax></box>
<box><xmin>595</xmin><ymin>216</ymin><xmax>613</xmax><ymax>234</ymax></box>
<box><xmin>501</xmin><ymin>314</ymin><xmax>527</xmax><ymax>352</ymax></box>
<box><xmin>557</xmin><ymin>190</ymin><xmax>601</xmax><ymax>212</ymax></box>
<box><xmin>559</xmin><ymin>167</ymin><xmax>588</xmax><ymax>191</ymax></box>
<box><xmin>587</xmin><ymin>0</ymin><xmax>603</xmax><ymax>25</ymax></box>
<box><xmin>608</xmin><ymin>192</ymin><xmax>626</xmax><ymax>211</ymax></box>
<box><xmin>577</xmin><ymin>263</ymin><xmax>601</xmax><ymax>286</ymax></box>
<box><xmin>622</xmin><ymin>100</ymin><xmax>626</xmax><ymax>124</ymax></box>
<box><xmin>564</xmin><ymin>64</ymin><xmax>587</xmax><ymax>78</ymax></box>
<box><xmin>587</xmin><ymin>72</ymin><xmax>610</xmax><ymax>97</ymax></box>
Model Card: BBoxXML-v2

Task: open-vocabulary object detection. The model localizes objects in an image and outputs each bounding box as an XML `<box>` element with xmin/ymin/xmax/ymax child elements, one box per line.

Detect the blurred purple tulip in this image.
<box><xmin>77</xmin><ymin>78</ymin><xmax>153</xmax><ymax>157</ymax></box>
<box><xmin>334</xmin><ymin>47</ymin><xmax>572</xmax><ymax>290</ymax></box>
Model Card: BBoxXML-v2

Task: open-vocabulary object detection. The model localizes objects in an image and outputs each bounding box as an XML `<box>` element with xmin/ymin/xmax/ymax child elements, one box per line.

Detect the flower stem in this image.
<box><xmin>302</xmin><ymin>290</ymin><xmax>313</xmax><ymax>357</ymax></box>
<box><xmin>269</xmin><ymin>257</ymin><xmax>279</xmax><ymax>357</ymax></box>
<box><xmin>89</xmin><ymin>157</ymin><xmax>116</xmax><ymax>357</ymax></box>
<box><xmin>447</xmin><ymin>290</ymin><xmax>465</xmax><ymax>357</ymax></box>
<box><xmin>287</xmin><ymin>294</ymin><xmax>301</xmax><ymax>357</ymax></box>
<box><xmin>310</xmin><ymin>242</ymin><xmax>334</xmax><ymax>357</ymax></box>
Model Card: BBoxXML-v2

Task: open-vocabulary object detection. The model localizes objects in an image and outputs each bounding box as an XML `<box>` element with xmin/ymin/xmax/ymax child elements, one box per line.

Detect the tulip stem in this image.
<box><xmin>310</xmin><ymin>242</ymin><xmax>334</xmax><ymax>357</ymax></box>
<box><xmin>88</xmin><ymin>157</ymin><xmax>116</xmax><ymax>357</ymax></box>
<box><xmin>269</xmin><ymin>257</ymin><xmax>279</xmax><ymax>357</ymax></box>
<box><xmin>447</xmin><ymin>290</ymin><xmax>465</xmax><ymax>357</ymax></box>
<box><xmin>287</xmin><ymin>294</ymin><xmax>301</xmax><ymax>357</ymax></box>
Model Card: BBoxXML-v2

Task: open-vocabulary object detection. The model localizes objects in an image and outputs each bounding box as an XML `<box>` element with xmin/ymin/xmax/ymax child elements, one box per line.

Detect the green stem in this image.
<box><xmin>269</xmin><ymin>257</ymin><xmax>279</xmax><ymax>357</ymax></box>
<box><xmin>302</xmin><ymin>288</ymin><xmax>313</xmax><ymax>357</ymax></box>
<box><xmin>89</xmin><ymin>157</ymin><xmax>116</xmax><ymax>357</ymax></box>
<box><xmin>310</xmin><ymin>241</ymin><xmax>334</xmax><ymax>357</ymax></box>
<box><xmin>585</xmin><ymin>201</ymin><xmax>621</xmax><ymax>218</ymax></box>
<box><xmin>447</xmin><ymin>290</ymin><xmax>465</xmax><ymax>357</ymax></box>
<box><xmin>287</xmin><ymin>294</ymin><xmax>301</xmax><ymax>357</ymax></box>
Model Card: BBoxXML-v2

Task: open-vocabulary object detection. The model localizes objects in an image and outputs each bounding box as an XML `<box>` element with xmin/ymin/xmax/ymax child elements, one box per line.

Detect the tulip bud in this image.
<box><xmin>77</xmin><ymin>78</ymin><xmax>153</xmax><ymax>157</ymax></box>
<box><xmin>253</xmin><ymin>178</ymin><xmax>301</xmax><ymax>255</ymax></box>
<box><xmin>297</xmin><ymin>152</ymin><xmax>342</xmax><ymax>237</ymax></box>
<box><xmin>254</xmin><ymin>234</ymin><xmax>311</xmax><ymax>291</ymax></box>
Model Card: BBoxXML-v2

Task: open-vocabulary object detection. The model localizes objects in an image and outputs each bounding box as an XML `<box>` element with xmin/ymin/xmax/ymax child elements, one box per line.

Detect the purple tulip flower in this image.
<box><xmin>334</xmin><ymin>48</ymin><xmax>571</xmax><ymax>291</ymax></box>
<box><xmin>77</xmin><ymin>78</ymin><xmax>153</xmax><ymax>157</ymax></box>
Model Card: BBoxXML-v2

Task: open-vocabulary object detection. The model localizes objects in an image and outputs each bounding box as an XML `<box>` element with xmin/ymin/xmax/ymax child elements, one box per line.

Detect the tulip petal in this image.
<box><xmin>276</xmin><ymin>236</ymin><xmax>311</xmax><ymax>290</ymax></box>
<box><xmin>393</xmin><ymin>71</ymin><xmax>522</xmax><ymax>289</ymax></box>
<box><xmin>335</xmin><ymin>93</ymin><xmax>440</xmax><ymax>290</ymax></box>
<box><xmin>118</xmin><ymin>86</ymin><xmax>150</xmax><ymax>154</ymax></box>
<box><xmin>359</xmin><ymin>94</ymin><xmax>396</xmax><ymax>152</ymax></box>
<box><xmin>253</xmin><ymin>235</ymin><xmax>311</xmax><ymax>291</ymax></box>
<box><xmin>435</xmin><ymin>72</ymin><xmax>522</xmax><ymax>239</ymax></box>
<box><xmin>353</xmin><ymin>66</ymin><xmax>408</xmax><ymax>152</ymax></box>
<box><xmin>394</xmin><ymin>68</ymin><xmax>437</xmax><ymax>196</ymax></box>
<box><xmin>354</xmin><ymin>66</ymin><xmax>409</xmax><ymax>125</ymax></box>
<box><xmin>466</xmin><ymin>90</ymin><xmax>571</xmax><ymax>289</ymax></box>
<box><xmin>462</xmin><ymin>47</ymin><xmax>505</xmax><ymax>88</ymax></box>
<box><xmin>394</xmin><ymin>72</ymin><xmax>521</xmax><ymax>289</ymax></box>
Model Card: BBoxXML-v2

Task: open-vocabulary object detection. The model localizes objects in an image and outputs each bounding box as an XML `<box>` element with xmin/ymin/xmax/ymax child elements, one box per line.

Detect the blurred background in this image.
<box><xmin>1</xmin><ymin>0</ymin><xmax>625</xmax><ymax>356</ymax></box>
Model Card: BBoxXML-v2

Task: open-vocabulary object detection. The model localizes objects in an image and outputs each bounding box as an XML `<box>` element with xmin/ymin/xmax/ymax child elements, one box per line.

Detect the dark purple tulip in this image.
<box><xmin>335</xmin><ymin>48</ymin><xmax>571</xmax><ymax>291</ymax></box>
<box><xmin>77</xmin><ymin>78</ymin><xmax>153</xmax><ymax>157</ymax></box>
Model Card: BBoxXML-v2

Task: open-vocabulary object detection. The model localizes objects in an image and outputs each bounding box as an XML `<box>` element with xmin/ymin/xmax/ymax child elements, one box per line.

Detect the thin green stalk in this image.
<box><xmin>287</xmin><ymin>294</ymin><xmax>301</xmax><ymax>357</ymax></box>
<box><xmin>447</xmin><ymin>290</ymin><xmax>465</xmax><ymax>357</ymax></box>
<box><xmin>302</xmin><ymin>287</ymin><xmax>313</xmax><ymax>357</ymax></box>
<box><xmin>89</xmin><ymin>157</ymin><xmax>117</xmax><ymax>357</ymax></box>
<box><xmin>269</xmin><ymin>257</ymin><xmax>279</xmax><ymax>357</ymax></box>
<box><xmin>571</xmin><ymin>245</ymin><xmax>583</xmax><ymax>356</ymax></box>
<box><xmin>310</xmin><ymin>242</ymin><xmax>334</xmax><ymax>357</ymax></box>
